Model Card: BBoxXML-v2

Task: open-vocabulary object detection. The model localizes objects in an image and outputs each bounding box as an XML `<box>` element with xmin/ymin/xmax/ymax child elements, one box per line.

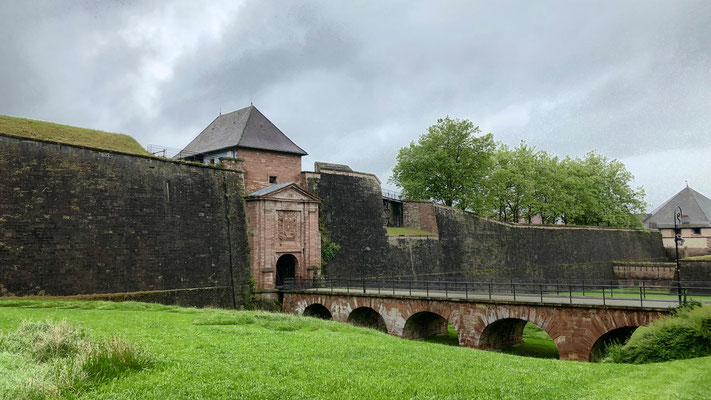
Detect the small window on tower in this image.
<box><xmin>693</xmin><ymin>228</ymin><xmax>701</xmax><ymax>235</ymax></box>
<box><xmin>269</xmin><ymin>176</ymin><xmax>277</xmax><ymax>184</ymax></box>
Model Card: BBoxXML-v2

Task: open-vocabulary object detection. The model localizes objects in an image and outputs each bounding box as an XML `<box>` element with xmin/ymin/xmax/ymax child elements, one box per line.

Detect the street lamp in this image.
<box><xmin>673</xmin><ymin>206</ymin><xmax>684</xmax><ymax>304</ymax></box>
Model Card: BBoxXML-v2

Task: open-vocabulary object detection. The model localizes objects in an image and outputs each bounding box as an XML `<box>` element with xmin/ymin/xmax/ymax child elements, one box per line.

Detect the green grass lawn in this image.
<box><xmin>685</xmin><ymin>254</ymin><xmax>711</xmax><ymax>260</ymax></box>
<box><xmin>386</xmin><ymin>227</ymin><xmax>436</xmax><ymax>236</ymax></box>
<box><xmin>1</xmin><ymin>299</ymin><xmax>709</xmax><ymax>399</ymax></box>
<box><xmin>0</xmin><ymin>114</ymin><xmax>150</xmax><ymax>156</ymax></box>
<box><xmin>563</xmin><ymin>289</ymin><xmax>711</xmax><ymax>303</ymax></box>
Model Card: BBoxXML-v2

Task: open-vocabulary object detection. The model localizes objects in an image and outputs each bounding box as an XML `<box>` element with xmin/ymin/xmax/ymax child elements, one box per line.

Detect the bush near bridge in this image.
<box><xmin>604</xmin><ymin>304</ymin><xmax>711</xmax><ymax>364</ymax></box>
<box><xmin>0</xmin><ymin>299</ymin><xmax>709</xmax><ymax>399</ymax></box>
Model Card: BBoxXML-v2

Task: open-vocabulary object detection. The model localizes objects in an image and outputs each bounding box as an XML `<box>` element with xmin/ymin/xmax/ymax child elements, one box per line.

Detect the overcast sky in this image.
<box><xmin>2</xmin><ymin>1</ymin><xmax>710</xmax><ymax>210</ymax></box>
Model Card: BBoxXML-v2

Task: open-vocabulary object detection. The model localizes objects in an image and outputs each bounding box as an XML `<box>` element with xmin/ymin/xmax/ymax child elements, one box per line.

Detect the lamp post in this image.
<box><xmin>673</xmin><ymin>206</ymin><xmax>684</xmax><ymax>304</ymax></box>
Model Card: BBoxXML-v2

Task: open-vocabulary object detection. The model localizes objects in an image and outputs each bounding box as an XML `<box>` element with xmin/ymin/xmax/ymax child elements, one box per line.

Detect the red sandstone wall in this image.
<box><xmin>403</xmin><ymin>201</ymin><xmax>439</xmax><ymax>235</ymax></box>
<box><xmin>239</xmin><ymin>148</ymin><xmax>302</xmax><ymax>194</ymax></box>
<box><xmin>246</xmin><ymin>197</ymin><xmax>320</xmax><ymax>290</ymax></box>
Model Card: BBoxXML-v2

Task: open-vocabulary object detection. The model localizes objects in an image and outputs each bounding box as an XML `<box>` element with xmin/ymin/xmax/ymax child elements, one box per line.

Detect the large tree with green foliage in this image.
<box><xmin>390</xmin><ymin>117</ymin><xmax>494</xmax><ymax>212</ymax></box>
<box><xmin>487</xmin><ymin>142</ymin><xmax>537</xmax><ymax>223</ymax></box>
<box><xmin>391</xmin><ymin>117</ymin><xmax>647</xmax><ymax>228</ymax></box>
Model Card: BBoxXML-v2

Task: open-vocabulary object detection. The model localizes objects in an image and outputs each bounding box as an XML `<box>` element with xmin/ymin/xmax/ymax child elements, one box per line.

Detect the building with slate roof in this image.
<box><xmin>181</xmin><ymin>105</ymin><xmax>320</xmax><ymax>295</ymax></box>
<box><xmin>644</xmin><ymin>186</ymin><xmax>711</xmax><ymax>257</ymax></box>
<box><xmin>179</xmin><ymin>105</ymin><xmax>308</xmax><ymax>194</ymax></box>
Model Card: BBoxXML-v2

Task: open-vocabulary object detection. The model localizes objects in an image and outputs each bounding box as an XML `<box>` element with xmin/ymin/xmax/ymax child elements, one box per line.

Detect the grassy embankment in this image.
<box><xmin>0</xmin><ymin>114</ymin><xmax>149</xmax><ymax>156</ymax></box>
<box><xmin>1</xmin><ymin>299</ymin><xmax>709</xmax><ymax>399</ymax></box>
<box><xmin>386</xmin><ymin>227</ymin><xmax>436</xmax><ymax>236</ymax></box>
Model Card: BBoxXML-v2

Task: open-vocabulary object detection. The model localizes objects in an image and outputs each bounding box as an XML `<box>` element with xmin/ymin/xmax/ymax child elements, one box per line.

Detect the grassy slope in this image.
<box><xmin>0</xmin><ymin>114</ymin><xmax>150</xmax><ymax>156</ymax></box>
<box><xmin>386</xmin><ymin>227</ymin><xmax>436</xmax><ymax>236</ymax></box>
<box><xmin>0</xmin><ymin>300</ymin><xmax>709</xmax><ymax>399</ymax></box>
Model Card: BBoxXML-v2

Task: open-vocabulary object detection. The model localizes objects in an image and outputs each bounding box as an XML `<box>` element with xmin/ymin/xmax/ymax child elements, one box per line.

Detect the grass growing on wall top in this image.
<box><xmin>0</xmin><ymin>299</ymin><xmax>709</xmax><ymax>399</ymax></box>
<box><xmin>0</xmin><ymin>114</ymin><xmax>150</xmax><ymax>156</ymax></box>
<box><xmin>387</xmin><ymin>227</ymin><xmax>436</xmax><ymax>236</ymax></box>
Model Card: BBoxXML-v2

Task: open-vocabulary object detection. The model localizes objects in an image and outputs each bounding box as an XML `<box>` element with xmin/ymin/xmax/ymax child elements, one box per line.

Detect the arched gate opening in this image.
<box><xmin>275</xmin><ymin>254</ymin><xmax>297</xmax><ymax>287</ymax></box>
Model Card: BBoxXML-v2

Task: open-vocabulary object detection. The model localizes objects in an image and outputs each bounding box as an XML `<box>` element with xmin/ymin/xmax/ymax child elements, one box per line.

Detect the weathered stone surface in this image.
<box><xmin>283</xmin><ymin>292</ymin><xmax>667</xmax><ymax>361</ymax></box>
<box><xmin>246</xmin><ymin>184</ymin><xmax>321</xmax><ymax>290</ymax></box>
<box><xmin>306</xmin><ymin>168</ymin><xmax>665</xmax><ymax>281</ymax></box>
<box><xmin>0</xmin><ymin>134</ymin><xmax>251</xmax><ymax>307</ymax></box>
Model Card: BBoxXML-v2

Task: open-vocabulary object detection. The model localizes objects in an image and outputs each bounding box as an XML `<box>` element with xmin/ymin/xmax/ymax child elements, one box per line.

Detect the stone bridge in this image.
<box><xmin>282</xmin><ymin>291</ymin><xmax>668</xmax><ymax>361</ymax></box>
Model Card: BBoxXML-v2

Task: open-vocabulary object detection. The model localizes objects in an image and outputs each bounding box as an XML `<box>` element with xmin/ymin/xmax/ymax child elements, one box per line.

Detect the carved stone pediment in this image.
<box><xmin>246</xmin><ymin>183</ymin><xmax>320</xmax><ymax>203</ymax></box>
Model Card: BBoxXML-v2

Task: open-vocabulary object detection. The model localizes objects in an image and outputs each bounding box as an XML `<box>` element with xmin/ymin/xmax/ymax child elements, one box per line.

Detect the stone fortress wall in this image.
<box><xmin>0</xmin><ymin>133</ymin><xmax>251</xmax><ymax>307</ymax></box>
<box><xmin>305</xmin><ymin>165</ymin><xmax>666</xmax><ymax>282</ymax></box>
<box><xmin>0</xmin><ymin>132</ymin><xmax>672</xmax><ymax>308</ymax></box>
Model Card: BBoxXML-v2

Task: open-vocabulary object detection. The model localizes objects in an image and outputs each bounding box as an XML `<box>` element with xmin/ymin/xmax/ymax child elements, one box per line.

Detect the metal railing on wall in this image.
<box><xmin>147</xmin><ymin>144</ymin><xmax>201</xmax><ymax>160</ymax></box>
<box><xmin>280</xmin><ymin>277</ymin><xmax>711</xmax><ymax>308</ymax></box>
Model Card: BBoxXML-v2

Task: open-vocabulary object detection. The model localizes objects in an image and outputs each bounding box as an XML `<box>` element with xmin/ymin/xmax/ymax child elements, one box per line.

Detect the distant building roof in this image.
<box><xmin>644</xmin><ymin>186</ymin><xmax>711</xmax><ymax>229</ymax></box>
<box><xmin>180</xmin><ymin>105</ymin><xmax>307</xmax><ymax>156</ymax></box>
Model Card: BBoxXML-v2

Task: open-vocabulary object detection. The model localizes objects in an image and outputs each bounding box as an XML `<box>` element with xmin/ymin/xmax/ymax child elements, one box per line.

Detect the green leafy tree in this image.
<box><xmin>487</xmin><ymin>142</ymin><xmax>538</xmax><ymax>223</ymax></box>
<box><xmin>560</xmin><ymin>152</ymin><xmax>646</xmax><ymax>227</ymax></box>
<box><xmin>530</xmin><ymin>150</ymin><xmax>563</xmax><ymax>224</ymax></box>
<box><xmin>391</xmin><ymin>117</ymin><xmax>646</xmax><ymax>228</ymax></box>
<box><xmin>390</xmin><ymin>117</ymin><xmax>495</xmax><ymax>212</ymax></box>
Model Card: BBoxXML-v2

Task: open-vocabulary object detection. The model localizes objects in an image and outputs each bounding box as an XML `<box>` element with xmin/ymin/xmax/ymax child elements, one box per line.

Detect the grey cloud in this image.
<box><xmin>1</xmin><ymin>0</ymin><xmax>710</xmax><ymax>209</ymax></box>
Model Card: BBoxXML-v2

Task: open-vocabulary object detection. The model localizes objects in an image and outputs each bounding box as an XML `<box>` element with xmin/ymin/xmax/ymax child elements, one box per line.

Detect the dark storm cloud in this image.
<box><xmin>1</xmin><ymin>1</ymin><xmax>710</xmax><ymax>209</ymax></box>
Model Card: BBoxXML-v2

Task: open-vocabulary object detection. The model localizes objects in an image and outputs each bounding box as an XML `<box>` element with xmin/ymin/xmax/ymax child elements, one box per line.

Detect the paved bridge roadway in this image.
<box><xmin>281</xmin><ymin>282</ymin><xmax>679</xmax><ymax>361</ymax></box>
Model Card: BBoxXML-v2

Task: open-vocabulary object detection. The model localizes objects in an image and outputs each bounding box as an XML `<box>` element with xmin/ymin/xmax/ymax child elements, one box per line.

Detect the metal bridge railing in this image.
<box><xmin>280</xmin><ymin>277</ymin><xmax>711</xmax><ymax>308</ymax></box>
<box><xmin>382</xmin><ymin>189</ymin><xmax>404</xmax><ymax>201</ymax></box>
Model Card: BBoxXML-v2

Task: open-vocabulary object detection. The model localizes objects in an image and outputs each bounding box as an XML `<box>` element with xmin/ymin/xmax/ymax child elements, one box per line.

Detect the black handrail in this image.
<box><xmin>280</xmin><ymin>277</ymin><xmax>711</xmax><ymax>308</ymax></box>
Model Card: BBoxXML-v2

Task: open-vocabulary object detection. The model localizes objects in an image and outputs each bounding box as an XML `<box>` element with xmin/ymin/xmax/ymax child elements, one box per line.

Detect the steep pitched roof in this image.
<box><xmin>644</xmin><ymin>186</ymin><xmax>711</xmax><ymax>228</ymax></box>
<box><xmin>180</xmin><ymin>105</ymin><xmax>307</xmax><ymax>156</ymax></box>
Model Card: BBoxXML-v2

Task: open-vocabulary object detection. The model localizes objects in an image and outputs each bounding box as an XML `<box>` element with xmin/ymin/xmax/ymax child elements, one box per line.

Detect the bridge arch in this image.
<box><xmin>398</xmin><ymin>305</ymin><xmax>466</xmax><ymax>345</ymax></box>
<box><xmin>347</xmin><ymin>306</ymin><xmax>389</xmax><ymax>333</ymax></box>
<box><xmin>403</xmin><ymin>311</ymin><xmax>449</xmax><ymax>340</ymax></box>
<box><xmin>589</xmin><ymin>325</ymin><xmax>639</xmax><ymax>362</ymax></box>
<box><xmin>478</xmin><ymin>318</ymin><xmax>558</xmax><ymax>357</ymax></box>
<box><xmin>303</xmin><ymin>303</ymin><xmax>332</xmax><ymax>320</ymax></box>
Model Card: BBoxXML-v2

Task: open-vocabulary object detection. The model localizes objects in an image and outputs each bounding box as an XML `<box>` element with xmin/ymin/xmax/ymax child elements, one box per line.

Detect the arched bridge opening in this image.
<box><xmin>347</xmin><ymin>307</ymin><xmax>388</xmax><ymax>333</ymax></box>
<box><xmin>590</xmin><ymin>326</ymin><xmax>639</xmax><ymax>362</ymax></box>
<box><xmin>303</xmin><ymin>304</ymin><xmax>332</xmax><ymax>320</ymax></box>
<box><xmin>479</xmin><ymin>318</ymin><xmax>559</xmax><ymax>359</ymax></box>
<box><xmin>403</xmin><ymin>312</ymin><xmax>457</xmax><ymax>345</ymax></box>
